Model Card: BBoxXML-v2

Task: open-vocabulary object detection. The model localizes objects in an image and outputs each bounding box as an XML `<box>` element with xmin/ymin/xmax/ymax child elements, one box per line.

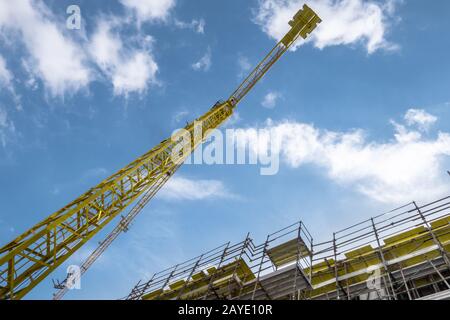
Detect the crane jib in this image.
<box><xmin>0</xmin><ymin>4</ymin><xmax>321</xmax><ymax>300</ymax></box>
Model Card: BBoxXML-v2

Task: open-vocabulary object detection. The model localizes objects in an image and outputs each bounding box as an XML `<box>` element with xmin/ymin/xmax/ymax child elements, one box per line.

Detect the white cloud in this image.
<box><xmin>192</xmin><ymin>47</ymin><xmax>212</xmax><ymax>72</ymax></box>
<box><xmin>89</xmin><ymin>19</ymin><xmax>158</xmax><ymax>96</ymax></box>
<box><xmin>237</xmin><ymin>110</ymin><xmax>450</xmax><ymax>204</ymax></box>
<box><xmin>88</xmin><ymin>20</ymin><xmax>123</xmax><ymax>70</ymax></box>
<box><xmin>21</xmin><ymin>59</ymin><xmax>39</xmax><ymax>91</ymax></box>
<box><xmin>175</xmin><ymin>18</ymin><xmax>205</xmax><ymax>34</ymax></box>
<box><xmin>120</xmin><ymin>0</ymin><xmax>175</xmax><ymax>23</ymax></box>
<box><xmin>0</xmin><ymin>57</ymin><xmax>19</xmax><ymax>132</ymax></box>
<box><xmin>262</xmin><ymin>91</ymin><xmax>281</xmax><ymax>109</ymax></box>
<box><xmin>0</xmin><ymin>108</ymin><xmax>8</xmax><ymax>128</ymax></box>
<box><xmin>253</xmin><ymin>0</ymin><xmax>399</xmax><ymax>54</ymax></box>
<box><xmin>0</xmin><ymin>0</ymin><xmax>91</xmax><ymax>96</ymax></box>
<box><xmin>404</xmin><ymin>109</ymin><xmax>437</xmax><ymax>131</ymax></box>
<box><xmin>0</xmin><ymin>1</ymin><xmax>164</xmax><ymax>98</ymax></box>
<box><xmin>0</xmin><ymin>55</ymin><xmax>22</xmax><ymax>110</ymax></box>
<box><xmin>158</xmin><ymin>176</ymin><xmax>234</xmax><ymax>201</ymax></box>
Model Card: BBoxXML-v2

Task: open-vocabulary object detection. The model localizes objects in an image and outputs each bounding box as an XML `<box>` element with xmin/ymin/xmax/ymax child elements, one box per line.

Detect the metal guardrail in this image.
<box><xmin>125</xmin><ymin>196</ymin><xmax>450</xmax><ymax>300</ymax></box>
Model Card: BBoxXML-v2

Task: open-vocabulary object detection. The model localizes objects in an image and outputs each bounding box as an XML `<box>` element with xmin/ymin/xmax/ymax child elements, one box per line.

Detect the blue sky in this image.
<box><xmin>0</xmin><ymin>0</ymin><xmax>450</xmax><ymax>299</ymax></box>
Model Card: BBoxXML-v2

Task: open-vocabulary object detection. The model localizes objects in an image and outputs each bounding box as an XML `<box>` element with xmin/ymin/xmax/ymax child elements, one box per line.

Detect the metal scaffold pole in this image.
<box><xmin>413</xmin><ymin>201</ymin><xmax>450</xmax><ymax>268</ymax></box>
<box><xmin>128</xmin><ymin>195</ymin><xmax>450</xmax><ymax>301</ymax></box>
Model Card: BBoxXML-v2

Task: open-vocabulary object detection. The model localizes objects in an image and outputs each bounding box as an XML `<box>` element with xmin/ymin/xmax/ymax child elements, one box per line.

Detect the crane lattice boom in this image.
<box><xmin>0</xmin><ymin>4</ymin><xmax>321</xmax><ymax>300</ymax></box>
<box><xmin>51</xmin><ymin>164</ymin><xmax>181</xmax><ymax>300</ymax></box>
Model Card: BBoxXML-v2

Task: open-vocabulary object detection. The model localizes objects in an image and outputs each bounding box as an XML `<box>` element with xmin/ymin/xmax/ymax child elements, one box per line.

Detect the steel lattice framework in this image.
<box><xmin>51</xmin><ymin>163</ymin><xmax>183</xmax><ymax>300</ymax></box>
<box><xmin>0</xmin><ymin>4</ymin><xmax>321</xmax><ymax>300</ymax></box>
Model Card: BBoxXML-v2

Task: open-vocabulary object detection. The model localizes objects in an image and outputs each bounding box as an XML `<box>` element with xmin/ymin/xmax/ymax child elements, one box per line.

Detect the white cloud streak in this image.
<box><xmin>112</xmin><ymin>51</ymin><xmax>158</xmax><ymax>96</ymax></box>
<box><xmin>120</xmin><ymin>0</ymin><xmax>175</xmax><ymax>23</ymax></box>
<box><xmin>0</xmin><ymin>0</ymin><xmax>91</xmax><ymax>97</ymax></box>
<box><xmin>88</xmin><ymin>18</ymin><xmax>159</xmax><ymax>96</ymax></box>
<box><xmin>236</xmin><ymin>110</ymin><xmax>450</xmax><ymax>204</ymax></box>
<box><xmin>237</xmin><ymin>55</ymin><xmax>252</xmax><ymax>78</ymax></box>
<box><xmin>254</xmin><ymin>0</ymin><xmax>399</xmax><ymax>54</ymax></box>
<box><xmin>404</xmin><ymin>109</ymin><xmax>437</xmax><ymax>132</ymax></box>
<box><xmin>262</xmin><ymin>91</ymin><xmax>281</xmax><ymax>109</ymax></box>
<box><xmin>0</xmin><ymin>55</ymin><xmax>18</xmax><ymax>145</ymax></box>
<box><xmin>0</xmin><ymin>0</ymin><xmax>169</xmax><ymax>98</ymax></box>
<box><xmin>0</xmin><ymin>106</ymin><xmax>16</xmax><ymax>148</ymax></box>
<box><xmin>172</xmin><ymin>110</ymin><xmax>189</xmax><ymax>124</ymax></box>
<box><xmin>192</xmin><ymin>47</ymin><xmax>212</xmax><ymax>72</ymax></box>
<box><xmin>0</xmin><ymin>55</ymin><xmax>12</xmax><ymax>87</ymax></box>
<box><xmin>158</xmin><ymin>176</ymin><xmax>234</xmax><ymax>201</ymax></box>
<box><xmin>174</xmin><ymin>18</ymin><xmax>206</xmax><ymax>34</ymax></box>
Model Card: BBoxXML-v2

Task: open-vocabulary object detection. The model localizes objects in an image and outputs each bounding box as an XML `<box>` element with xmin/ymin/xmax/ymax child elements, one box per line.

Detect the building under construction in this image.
<box><xmin>126</xmin><ymin>196</ymin><xmax>450</xmax><ymax>301</ymax></box>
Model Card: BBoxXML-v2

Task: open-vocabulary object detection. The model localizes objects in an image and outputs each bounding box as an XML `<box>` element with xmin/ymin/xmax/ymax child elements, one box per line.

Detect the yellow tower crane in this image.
<box><xmin>0</xmin><ymin>4</ymin><xmax>321</xmax><ymax>300</ymax></box>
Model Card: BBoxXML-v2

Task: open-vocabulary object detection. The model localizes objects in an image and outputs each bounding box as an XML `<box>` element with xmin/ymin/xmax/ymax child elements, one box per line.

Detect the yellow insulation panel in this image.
<box><xmin>431</xmin><ymin>216</ymin><xmax>450</xmax><ymax>229</ymax></box>
<box><xmin>266</xmin><ymin>238</ymin><xmax>311</xmax><ymax>268</ymax></box>
<box><xmin>383</xmin><ymin>226</ymin><xmax>427</xmax><ymax>246</ymax></box>
<box><xmin>345</xmin><ymin>245</ymin><xmax>374</xmax><ymax>259</ymax></box>
<box><xmin>143</xmin><ymin>259</ymin><xmax>255</xmax><ymax>300</ymax></box>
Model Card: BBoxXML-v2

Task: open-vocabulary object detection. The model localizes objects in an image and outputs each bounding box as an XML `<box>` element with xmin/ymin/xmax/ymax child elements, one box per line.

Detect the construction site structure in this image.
<box><xmin>0</xmin><ymin>5</ymin><xmax>321</xmax><ymax>300</ymax></box>
<box><xmin>126</xmin><ymin>196</ymin><xmax>450</xmax><ymax>301</ymax></box>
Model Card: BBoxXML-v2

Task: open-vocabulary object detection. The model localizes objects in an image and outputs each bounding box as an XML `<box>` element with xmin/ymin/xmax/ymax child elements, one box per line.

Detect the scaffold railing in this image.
<box><xmin>126</xmin><ymin>196</ymin><xmax>450</xmax><ymax>301</ymax></box>
<box><xmin>309</xmin><ymin>196</ymin><xmax>450</xmax><ymax>300</ymax></box>
<box><xmin>126</xmin><ymin>221</ymin><xmax>314</xmax><ymax>300</ymax></box>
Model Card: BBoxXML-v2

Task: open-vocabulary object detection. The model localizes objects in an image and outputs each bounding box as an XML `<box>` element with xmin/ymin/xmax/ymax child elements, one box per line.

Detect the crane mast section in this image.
<box><xmin>0</xmin><ymin>4</ymin><xmax>321</xmax><ymax>300</ymax></box>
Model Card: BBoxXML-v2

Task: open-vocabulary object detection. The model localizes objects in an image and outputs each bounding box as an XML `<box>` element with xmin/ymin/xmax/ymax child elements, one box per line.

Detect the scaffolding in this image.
<box><xmin>127</xmin><ymin>222</ymin><xmax>313</xmax><ymax>300</ymax></box>
<box><xmin>126</xmin><ymin>196</ymin><xmax>450</xmax><ymax>301</ymax></box>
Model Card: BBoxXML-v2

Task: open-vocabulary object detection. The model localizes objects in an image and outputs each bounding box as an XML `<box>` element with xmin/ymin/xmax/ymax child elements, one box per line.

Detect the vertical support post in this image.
<box><xmin>156</xmin><ymin>264</ymin><xmax>179</xmax><ymax>300</ymax></box>
<box><xmin>46</xmin><ymin>232</ymin><xmax>51</xmax><ymax>257</ymax></box>
<box><xmin>430</xmin><ymin>275</ymin><xmax>440</xmax><ymax>294</ymax></box>
<box><xmin>413</xmin><ymin>201</ymin><xmax>450</xmax><ymax>267</ymax></box>
<box><xmin>399</xmin><ymin>265</ymin><xmax>413</xmax><ymax>300</ymax></box>
<box><xmin>332</xmin><ymin>233</ymin><xmax>340</xmax><ymax>300</ymax></box>
<box><xmin>252</xmin><ymin>235</ymin><xmax>270</xmax><ymax>300</ymax></box>
<box><xmin>53</xmin><ymin>227</ymin><xmax>57</xmax><ymax>264</ymax></box>
<box><xmin>370</xmin><ymin>218</ymin><xmax>397</xmax><ymax>300</ymax></box>
<box><xmin>292</xmin><ymin>222</ymin><xmax>302</xmax><ymax>300</ymax></box>
<box><xmin>134</xmin><ymin>274</ymin><xmax>156</xmax><ymax>300</ymax></box>
<box><xmin>227</xmin><ymin>234</ymin><xmax>251</xmax><ymax>298</ymax></box>
<box><xmin>344</xmin><ymin>262</ymin><xmax>350</xmax><ymax>300</ymax></box>
<box><xmin>309</xmin><ymin>238</ymin><xmax>314</xmax><ymax>286</ymax></box>
<box><xmin>410</xmin><ymin>279</ymin><xmax>419</xmax><ymax>299</ymax></box>
<box><xmin>203</xmin><ymin>242</ymin><xmax>230</xmax><ymax>300</ymax></box>
<box><xmin>237</xmin><ymin>238</ymin><xmax>256</xmax><ymax>299</ymax></box>
<box><xmin>127</xmin><ymin>280</ymin><xmax>142</xmax><ymax>300</ymax></box>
